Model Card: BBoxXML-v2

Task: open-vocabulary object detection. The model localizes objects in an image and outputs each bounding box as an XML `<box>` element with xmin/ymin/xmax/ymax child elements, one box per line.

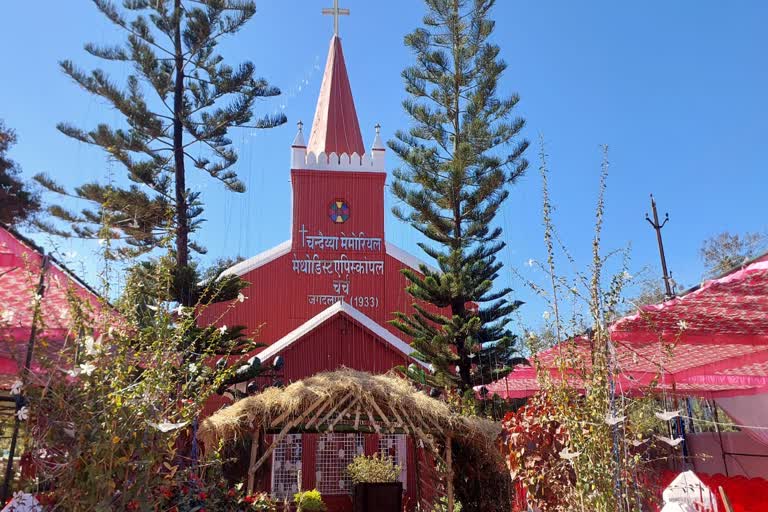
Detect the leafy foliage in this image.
<box><xmin>504</xmin><ymin>142</ymin><xmax>665</xmax><ymax>511</ymax></box>
<box><xmin>500</xmin><ymin>397</ymin><xmax>572</xmax><ymax>511</ymax></box>
<box><xmin>34</xmin><ymin>0</ymin><xmax>285</xmax><ymax>305</ymax></box>
<box><xmin>390</xmin><ymin>0</ymin><xmax>528</xmax><ymax>393</ymax></box>
<box><xmin>346</xmin><ymin>453</ymin><xmax>401</xmax><ymax>484</ymax></box>
<box><xmin>700</xmin><ymin>230</ymin><xmax>766</xmax><ymax>277</ymax></box>
<box><xmin>294</xmin><ymin>489</ymin><xmax>327</xmax><ymax>512</ymax></box>
<box><xmin>0</xmin><ymin>120</ymin><xmax>40</xmax><ymax>225</ymax></box>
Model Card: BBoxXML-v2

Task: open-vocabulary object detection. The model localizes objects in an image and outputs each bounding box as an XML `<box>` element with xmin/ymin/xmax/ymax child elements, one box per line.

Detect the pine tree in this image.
<box><xmin>34</xmin><ymin>0</ymin><xmax>285</xmax><ymax>306</ymax></box>
<box><xmin>390</xmin><ymin>0</ymin><xmax>528</xmax><ymax>393</ymax></box>
<box><xmin>0</xmin><ymin>121</ymin><xmax>40</xmax><ymax>225</ymax></box>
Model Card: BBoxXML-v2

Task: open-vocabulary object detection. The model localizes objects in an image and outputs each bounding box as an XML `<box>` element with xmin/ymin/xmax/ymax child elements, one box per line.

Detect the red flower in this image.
<box><xmin>244</xmin><ymin>495</ymin><xmax>255</xmax><ymax>504</ymax></box>
<box><xmin>127</xmin><ymin>500</ymin><xmax>139</xmax><ymax>511</ymax></box>
<box><xmin>228</xmin><ymin>489</ymin><xmax>237</xmax><ymax>497</ymax></box>
<box><xmin>198</xmin><ymin>491</ymin><xmax>207</xmax><ymax>500</ymax></box>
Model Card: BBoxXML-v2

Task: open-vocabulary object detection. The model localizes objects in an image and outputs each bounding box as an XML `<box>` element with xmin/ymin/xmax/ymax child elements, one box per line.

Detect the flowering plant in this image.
<box><xmin>241</xmin><ymin>492</ymin><xmax>278</xmax><ymax>511</ymax></box>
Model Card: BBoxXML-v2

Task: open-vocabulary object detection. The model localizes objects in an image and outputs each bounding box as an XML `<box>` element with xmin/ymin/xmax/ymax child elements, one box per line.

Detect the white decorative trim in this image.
<box><xmin>256</xmin><ymin>301</ymin><xmax>427</xmax><ymax>367</ymax></box>
<box><xmin>220</xmin><ymin>240</ymin><xmax>292</xmax><ymax>278</ymax></box>
<box><xmin>386</xmin><ymin>242</ymin><xmax>438</xmax><ymax>274</ymax></box>
<box><xmin>292</xmin><ymin>150</ymin><xmax>385</xmax><ymax>172</ymax></box>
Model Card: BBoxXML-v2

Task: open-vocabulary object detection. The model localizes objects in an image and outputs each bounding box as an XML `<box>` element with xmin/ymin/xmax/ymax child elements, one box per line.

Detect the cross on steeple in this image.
<box><xmin>322</xmin><ymin>0</ymin><xmax>350</xmax><ymax>36</ymax></box>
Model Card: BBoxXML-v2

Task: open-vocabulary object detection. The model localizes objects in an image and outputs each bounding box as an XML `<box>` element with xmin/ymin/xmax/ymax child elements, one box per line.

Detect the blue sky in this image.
<box><xmin>1</xmin><ymin>1</ymin><xmax>767</xmax><ymax>325</ymax></box>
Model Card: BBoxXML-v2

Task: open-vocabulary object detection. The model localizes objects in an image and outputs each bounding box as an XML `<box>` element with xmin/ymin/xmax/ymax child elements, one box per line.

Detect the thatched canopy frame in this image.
<box><xmin>198</xmin><ymin>369</ymin><xmax>499</xmax><ymax>511</ymax></box>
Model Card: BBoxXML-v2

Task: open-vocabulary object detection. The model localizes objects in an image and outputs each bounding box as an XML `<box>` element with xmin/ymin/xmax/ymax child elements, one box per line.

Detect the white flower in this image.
<box><xmin>526</xmin><ymin>258</ymin><xmax>535</xmax><ymax>267</ymax></box>
<box><xmin>655</xmin><ymin>409</ymin><xmax>681</xmax><ymax>422</ymax></box>
<box><xmin>79</xmin><ymin>362</ymin><xmax>96</xmax><ymax>376</ymax></box>
<box><xmin>219</xmin><ymin>325</ymin><xmax>228</xmax><ymax>335</ymax></box>
<box><xmin>558</xmin><ymin>447</ymin><xmax>580</xmax><ymax>461</ymax></box>
<box><xmin>542</xmin><ymin>311</ymin><xmax>551</xmax><ymax>321</ymax></box>
<box><xmin>237</xmin><ymin>292</ymin><xmax>247</xmax><ymax>303</ymax></box>
<box><xmin>1</xmin><ymin>310</ymin><xmax>14</xmax><ymax>323</ymax></box>
<box><xmin>173</xmin><ymin>304</ymin><xmax>186</xmax><ymax>316</ymax></box>
<box><xmin>622</xmin><ymin>271</ymin><xmax>633</xmax><ymax>280</ymax></box>
<box><xmin>188</xmin><ymin>363</ymin><xmax>199</xmax><ymax>374</ymax></box>
<box><xmin>16</xmin><ymin>406</ymin><xmax>29</xmax><ymax>421</ymax></box>
<box><xmin>83</xmin><ymin>335</ymin><xmax>102</xmax><ymax>356</ymax></box>
<box><xmin>677</xmin><ymin>320</ymin><xmax>688</xmax><ymax>330</ymax></box>
<box><xmin>65</xmin><ymin>367</ymin><xmax>81</xmax><ymax>377</ymax></box>
<box><xmin>10</xmin><ymin>380</ymin><xmax>23</xmax><ymax>396</ymax></box>
<box><xmin>656</xmin><ymin>435</ymin><xmax>684</xmax><ymax>447</ymax></box>
<box><xmin>148</xmin><ymin>420</ymin><xmax>189</xmax><ymax>433</ymax></box>
<box><xmin>605</xmin><ymin>413</ymin><xmax>626</xmax><ymax>426</ymax></box>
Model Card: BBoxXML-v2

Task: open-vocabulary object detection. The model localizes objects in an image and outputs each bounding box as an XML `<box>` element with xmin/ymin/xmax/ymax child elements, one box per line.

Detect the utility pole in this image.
<box><xmin>645</xmin><ymin>194</ymin><xmax>675</xmax><ymax>299</ymax></box>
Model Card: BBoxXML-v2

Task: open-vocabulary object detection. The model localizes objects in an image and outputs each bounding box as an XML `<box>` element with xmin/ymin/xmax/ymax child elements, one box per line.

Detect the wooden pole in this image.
<box><xmin>247</xmin><ymin>430</ymin><xmax>260</xmax><ymax>495</ymax></box>
<box><xmin>719</xmin><ymin>486</ymin><xmax>735</xmax><ymax>512</ymax></box>
<box><xmin>446</xmin><ymin>437</ymin><xmax>454</xmax><ymax>512</ymax></box>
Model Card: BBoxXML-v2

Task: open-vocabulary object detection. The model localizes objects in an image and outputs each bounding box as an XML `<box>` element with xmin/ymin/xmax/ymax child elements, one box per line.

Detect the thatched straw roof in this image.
<box><xmin>198</xmin><ymin>369</ymin><xmax>499</xmax><ymax>449</ymax></box>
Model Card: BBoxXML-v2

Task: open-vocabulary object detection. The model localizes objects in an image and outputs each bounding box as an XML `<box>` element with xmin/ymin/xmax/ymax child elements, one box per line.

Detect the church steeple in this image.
<box><xmin>306</xmin><ymin>35</ymin><xmax>365</xmax><ymax>158</ymax></box>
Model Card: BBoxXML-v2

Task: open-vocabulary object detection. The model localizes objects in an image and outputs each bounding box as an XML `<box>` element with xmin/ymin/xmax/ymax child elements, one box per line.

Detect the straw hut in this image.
<box><xmin>198</xmin><ymin>369</ymin><xmax>500</xmax><ymax>512</ymax></box>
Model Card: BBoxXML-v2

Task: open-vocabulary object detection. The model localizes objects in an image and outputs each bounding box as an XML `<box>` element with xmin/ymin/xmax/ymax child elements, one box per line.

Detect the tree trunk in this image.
<box><xmin>173</xmin><ymin>0</ymin><xmax>190</xmax><ymax>305</ymax></box>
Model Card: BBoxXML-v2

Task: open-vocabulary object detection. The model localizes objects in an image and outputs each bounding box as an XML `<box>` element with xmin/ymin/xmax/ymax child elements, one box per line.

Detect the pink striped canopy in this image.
<box><xmin>0</xmin><ymin>226</ymin><xmax>103</xmax><ymax>388</ymax></box>
<box><xmin>487</xmin><ymin>256</ymin><xmax>768</xmax><ymax>399</ymax></box>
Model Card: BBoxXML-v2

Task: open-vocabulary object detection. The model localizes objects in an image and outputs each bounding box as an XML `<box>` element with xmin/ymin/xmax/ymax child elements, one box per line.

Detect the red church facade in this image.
<box><xmin>199</xmin><ymin>34</ymin><xmax>436</xmax><ymax>510</ymax></box>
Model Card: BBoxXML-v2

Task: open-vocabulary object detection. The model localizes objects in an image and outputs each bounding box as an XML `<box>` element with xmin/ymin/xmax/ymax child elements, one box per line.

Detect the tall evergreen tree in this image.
<box><xmin>0</xmin><ymin>121</ymin><xmax>40</xmax><ymax>225</ymax></box>
<box><xmin>390</xmin><ymin>0</ymin><xmax>528</xmax><ymax>393</ymax></box>
<box><xmin>34</xmin><ymin>0</ymin><xmax>285</xmax><ymax>306</ymax></box>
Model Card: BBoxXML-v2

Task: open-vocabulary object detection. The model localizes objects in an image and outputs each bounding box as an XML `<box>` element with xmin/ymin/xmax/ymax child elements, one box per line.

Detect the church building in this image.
<box><xmin>200</xmin><ymin>17</ymin><xmax>437</xmax><ymax>511</ymax></box>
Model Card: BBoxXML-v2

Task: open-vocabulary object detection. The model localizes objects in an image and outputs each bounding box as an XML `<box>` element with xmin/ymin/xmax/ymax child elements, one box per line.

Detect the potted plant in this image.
<box><xmin>293</xmin><ymin>489</ymin><xmax>327</xmax><ymax>512</ymax></box>
<box><xmin>347</xmin><ymin>453</ymin><xmax>403</xmax><ymax>512</ymax></box>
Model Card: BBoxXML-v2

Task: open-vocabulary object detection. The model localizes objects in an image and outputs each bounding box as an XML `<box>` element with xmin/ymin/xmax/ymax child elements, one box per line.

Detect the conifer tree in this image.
<box><xmin>390</xmin><ymin>0</ymin><xmax>528</xmax><ymax>393</ymax></box>
<box><xmin>0</xmin><ymin>121</ymin><xmax>40</xmax><ymax>225</ymax></box>
<box><xmin>34</xmin><ymin>0</ymin><xmax>285</xmax><ymax>306</ymax></box>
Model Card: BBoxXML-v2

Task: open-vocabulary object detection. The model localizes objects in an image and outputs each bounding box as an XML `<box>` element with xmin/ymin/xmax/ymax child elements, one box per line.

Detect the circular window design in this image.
<box><xmin>328</xmin><ymin>199</ymin><xmax>350</xmax><ymax>224</ymax></box>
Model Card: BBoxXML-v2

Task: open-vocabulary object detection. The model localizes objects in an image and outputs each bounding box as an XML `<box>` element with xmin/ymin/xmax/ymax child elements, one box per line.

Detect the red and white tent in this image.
<box><xmin>487</xmin><ymin>254</ymin><xmax>768</xmax><ymax>400</ymax></box>
<box><xmin>0</xmin><ymin>225</ymin><xmax>103</xmax><ymax>388</ymax></box>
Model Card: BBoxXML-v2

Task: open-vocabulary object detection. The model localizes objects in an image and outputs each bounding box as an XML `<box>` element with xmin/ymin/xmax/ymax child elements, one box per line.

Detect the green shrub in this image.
<box><xmin>293</xmin><ymin>489</ymin><xmax>327</xmax><ymax>511</ymax></box>
<box><xmin>346</xmin><ymin>453</ymin><xmax>402</xmax><ymax>485</ymax></box>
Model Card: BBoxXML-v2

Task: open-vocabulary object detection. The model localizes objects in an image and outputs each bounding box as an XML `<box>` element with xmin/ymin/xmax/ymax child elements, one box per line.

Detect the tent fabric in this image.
<box><xmin>0</xmin><ymin>226</ymin><xmax>102</xmax><ymax>342</ymax></box>
<box><xmin>715</xmin><ymin>394</ymin><xmax>768</xmax><ymax>447</ymax></box>
<box><xmin>487</xmin><ymin>257</ymin><xmax>768</xmax><ymax>400</ymax></box>
<box><xmin>0</xmin><ymin>226</ymin><xmax>104</xmax><ymax>388</ymax></box>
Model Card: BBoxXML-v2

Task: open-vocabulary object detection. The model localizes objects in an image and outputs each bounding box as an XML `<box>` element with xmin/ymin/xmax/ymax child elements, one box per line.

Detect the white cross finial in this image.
<box><xmin>322</xmin><ymin>0</ymin><xmax>350</xmax><ymax>36</ymax></box>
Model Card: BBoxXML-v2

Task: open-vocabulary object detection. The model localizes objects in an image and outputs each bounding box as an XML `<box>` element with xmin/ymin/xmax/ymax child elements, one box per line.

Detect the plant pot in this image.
<box><xmin>352</xmin><ymin>482</ymin><xmax>403</xmax><ymax>512</ymax></box>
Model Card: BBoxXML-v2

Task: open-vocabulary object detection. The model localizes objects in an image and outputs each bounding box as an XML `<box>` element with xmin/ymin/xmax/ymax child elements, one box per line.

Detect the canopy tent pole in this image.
<box><xmin>1</xmin><ymin>254</ymin><xmax>49</xmax><ymax>503</ymax></box>
<box><xmin>712</xmin><ymin>400</ymin><xmax>730</xmax><ymax>477</ymax></box>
